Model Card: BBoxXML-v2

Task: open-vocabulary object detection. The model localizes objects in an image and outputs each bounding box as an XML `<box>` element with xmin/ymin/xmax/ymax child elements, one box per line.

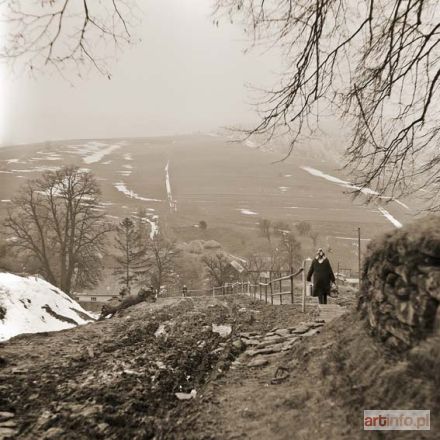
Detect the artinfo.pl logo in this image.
<box><xmin>364</xmin><ymin>410</ymin><xmax>430</xmax><ymax>430</ymax></box>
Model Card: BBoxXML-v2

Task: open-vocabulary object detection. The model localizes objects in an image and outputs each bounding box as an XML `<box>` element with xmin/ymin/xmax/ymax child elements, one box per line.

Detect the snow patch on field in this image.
<box><xmin>301</xmin><ymin>166</ymin><xmax>409</xmax><ymax>209</ymax></box>
<box><xmin>165</xmin><ymin>161</ymin><xmax>177</xmax><ymax>212</ymax></box>
<box><xmin>10</xmin><ymin>166</ymin><xmax>60</xmax><ymax>173</ymax></box>
<box><xmin>238</xmin><ymin>209</ymin><xmax>258</xmax><ymax>215</ymax></box>
<box><xmin>377</xmin><ymin>207</ymin><xmax>403</xmax><ymax>228</ymax></box>
<box><xmin>68</xmin><ymin>141</ymin><xmax>120</xmax><ymax>164</ymax></box>
<box><xmin>284</xmin><ymin>206</ymin><xmax>319</xmax><ymax>210</ymax></box>
<box><xmin>114</xmin><ymin>182</ymin><xmax>162</xmax><ymax>202</ymax></box>
<box><xmin>301</xmin><ymin>166</ymin><xmax>406</xmax><ymax>227</ymax></box>
<box><xmin>146</xmin><ymin>218</ymin><xmax>159</xmax><ymax>239</ymax></box>
<box><xmin>0</xmin><ymin>273</ymin><xmax>94</xmax><ymax>341</ymax></box>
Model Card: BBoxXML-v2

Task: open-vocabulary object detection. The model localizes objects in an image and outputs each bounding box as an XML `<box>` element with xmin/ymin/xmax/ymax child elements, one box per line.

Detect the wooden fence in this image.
<box><xmin>162</xmin><ymin>259</ymin><xmax>317</xmax><ymax>313</ymax></box>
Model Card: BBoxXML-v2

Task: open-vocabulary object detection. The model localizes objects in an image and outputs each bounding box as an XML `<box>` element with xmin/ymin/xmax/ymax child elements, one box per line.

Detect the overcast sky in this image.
<box><xmin>0</xmin><ymin>0</ymin><xmax>280</xmax><ymax>146</ymax></box>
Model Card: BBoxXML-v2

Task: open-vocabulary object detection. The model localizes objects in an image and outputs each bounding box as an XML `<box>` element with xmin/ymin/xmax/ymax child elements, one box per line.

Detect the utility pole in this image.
<box><xmin>358</xmin><ymin>227</ymin><xmax>361</xmax><ymax>290</ymax></box>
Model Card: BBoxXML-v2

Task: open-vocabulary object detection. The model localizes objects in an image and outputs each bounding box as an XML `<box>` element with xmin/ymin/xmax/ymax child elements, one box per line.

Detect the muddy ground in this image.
<box><xmin>0</xmin><ymin>294</ymin><xmax>318</xmax><ymax>439</ymax></box>
<box><xmin>1</xmin><ymin>288</ymin><xmax>438</xmax><ymax>440</ymax></box>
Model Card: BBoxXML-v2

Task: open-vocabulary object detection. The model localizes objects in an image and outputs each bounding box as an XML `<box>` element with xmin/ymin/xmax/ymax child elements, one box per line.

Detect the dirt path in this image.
<box><xmin>0</xmin><ymin>294</ymin><xmax>324</xmax><ymax>439</ymax></box>
<box><xmin>6</xmin><ymin>287</ymin><xmax>432</xmax><ymax>440</ymax></box>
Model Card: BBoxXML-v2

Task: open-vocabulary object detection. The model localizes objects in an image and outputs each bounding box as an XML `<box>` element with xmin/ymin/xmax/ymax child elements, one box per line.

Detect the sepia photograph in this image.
<box><xmin>0</xmin><ymin>1</ymin><xmax>439</xmax><ymax>439</ymax></box>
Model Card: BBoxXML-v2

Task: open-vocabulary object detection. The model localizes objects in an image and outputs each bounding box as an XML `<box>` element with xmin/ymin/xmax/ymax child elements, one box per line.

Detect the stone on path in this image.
<box><xmin>248</xmin><ymin>357</ymin><xmax>269</xmax><ymax>367</ymax></box>
<box><xmin>318</xmin><ymin>304</ymin><xmax>347</xmax><ymax>322</ymax></box>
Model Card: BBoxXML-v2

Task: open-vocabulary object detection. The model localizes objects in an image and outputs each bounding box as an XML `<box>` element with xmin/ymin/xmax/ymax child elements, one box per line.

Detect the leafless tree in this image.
<box><xmin>279</xmin><ymin>231</ymin><xmax>302</xmax><ymax>270</ymax></box>
<box><xmin>215</xmin><ymin>0</ymin><xmax>440</xmax><ymax>207</ymax></box>
<box><xmin>296</xmin><ymin>221</ymin><xmax>311</xmax><ymax>237</ymax></box>
<box><xmin>0</xmin><ymin>0</ymin><xmax>138</xmax><ymax>78</ymax></box>
<box><xmin>202</xmin><ymin>252</ymin><xmax>237</xmax><ymax>287</ymax></box>
<box><xmin>310</xmin><ymin>230</ymin><xmax>320</xmax><ymax>250</ymax></box>
<box><xmin>3</xmin><ymin>166</ymin><xmax>112</xmax><ymax>294</ymax></box>
<box><xmin>140</xmin><ymin>233</ymin><xmax>180</xmax><ymax>292</ymax></box>
<box><xmin>243</xmin><ymin>253</ymin><xmax>268</xmax><ymax>285</ymax></box>
<box><xmin>258</xmin><ymin>217</ymin><xmax>272</xmax><ymax>243</ymax></box>
<box><xmin>273</xmin><ymin>220</ymin><xmax>291</xmax><ymax>236</ymax></box>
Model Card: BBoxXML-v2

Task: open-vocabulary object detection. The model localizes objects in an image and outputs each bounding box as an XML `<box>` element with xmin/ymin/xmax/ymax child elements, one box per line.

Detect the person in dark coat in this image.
<box><xmin>306</xmin><ymin>248</ymin><xmax>336</xmax><ymax>304</ymax></box>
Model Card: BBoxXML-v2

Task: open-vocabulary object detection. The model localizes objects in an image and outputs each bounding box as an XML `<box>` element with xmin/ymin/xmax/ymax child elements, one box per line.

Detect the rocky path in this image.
<box><xmin>169</xmin><ymin>313</ymin><xmax>350</xmax><ymax>439</ymax></box>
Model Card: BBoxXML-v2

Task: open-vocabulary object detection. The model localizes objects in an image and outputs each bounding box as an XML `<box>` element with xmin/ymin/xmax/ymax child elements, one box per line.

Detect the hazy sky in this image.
<box><xmin>0</xmin><ymin>0</ymin><xmax>280</xmax><ymax>146</ymax></box>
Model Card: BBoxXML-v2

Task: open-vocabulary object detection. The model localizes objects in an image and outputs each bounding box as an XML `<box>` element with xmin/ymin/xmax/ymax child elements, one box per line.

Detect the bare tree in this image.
<box><xmin>0</xmin><ymin>0</ymin><xmax>138</xmax><ymax>78</ymax></box>
<box><xmin>258</xmin><ymin>218</ymin><xmax>272</xmax><ymax>244</ymax></box>
<box><xmin>273</xmin><ymin>220</ymin><xmax>291</xmax><ymax>236</ymax></box>
<box><xmin>3</xmin><ymin>166</ymin><xmax>112</xmax><ymax>294</ymax></box>
<box><xmin>215</xmin><ymin>1</ymin><xmax>440</xmax><ymax>207</ymax></box>
<box><xmin>279</xmin><ymin>232</ymin><xmax>302</xmax><ymax>270</ymax></box>
<box><xmin>310</xmin><ymin>231</ymin><xmax>320</xmax><ymax>250</ymax></box>
<box><xmin>141</xmin><ymin>233</ymin><xmax>179</xmax><ymax>292</ymax></box>
<box><xmin>243</xmin><ymin>253</ymin><xmax>268</xmax><ymax>285</ymax></box>
<box><xmin>296</xmin><ymin>221</ymin><xmax>311</xmax><ymax>237</ymax></box>
<box><xmin>113</xmin><ymin>217</ymin><xmax>144</xmax><ymax>292</ymax></box>
<box><xmin>202</xmin><ymin>253</ymin><xmax>237</xmax><ymax>287</ymax></box>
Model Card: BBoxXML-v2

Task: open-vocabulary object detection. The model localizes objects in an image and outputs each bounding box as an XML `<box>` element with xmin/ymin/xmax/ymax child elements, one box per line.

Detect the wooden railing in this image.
<box><xmin>161</xmin><ymin>260</ymin><xmax>314</xmax><ymax>313</ymax></box>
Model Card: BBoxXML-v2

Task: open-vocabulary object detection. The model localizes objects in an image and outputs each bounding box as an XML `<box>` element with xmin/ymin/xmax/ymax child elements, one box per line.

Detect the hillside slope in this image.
<box><xmin>0</xmin><ymin>273</ymin><xmax>95</xmax><ymax>341</ymax></box>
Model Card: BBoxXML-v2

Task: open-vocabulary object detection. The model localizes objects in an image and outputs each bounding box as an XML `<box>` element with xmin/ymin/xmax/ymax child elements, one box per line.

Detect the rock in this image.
<box><xmin>252</xmin><ymin>343</ymin><xmax>284</xmax><ymax>356</ymax></box>
<box><xmin>241</xmin><ymin>338</ymin><xmax>260</xmax><ymax>346</ymax></box>
<box><xmin>247</xmin><ymin>357</ymin><xmax>269</xmax><ymax>367</ymax></box>
<box><xmin>44</xmin><ymin>427</ymin><xmax>65</xmax><ymax>439</ymax></box>
<box><xmin>0</xmin><ymin>427</ymin><xmax>17</xmax><ymax>438</ymax></box>
<box><xmin>0</xmin><ymin>413</ymin><xmax>14</xmax><ymax>423</ymax></box>
<box><xmin>302</xmin><ymin>328</ymin><xmax>321</xmax><ymax>337</ymax></box>
<box><xmin>396</xmin><ymin>301</ymin><xmax>417</xmax><ymax>326</ymax></box>
<box><xmin>175</xmin><ymin>389</ymin><xmax>197</xmax><ymax>400</ymax></box>
<box><xmin>291</xmin><ymin>325</ymin><xmax>311</xmax><ymax>334</ymax></box>
<box><xmin>97</xmin><ymin>423</ymin><xmax>109</xmax><ymax>432</ymax></box>
<box><xmin>212</xmin><ymin>324</ymin><xmax>232</xmax><ymax>337</ymax></box>
<box><xmin>232</xmin><ymin>339</ymin><xmax>245</xmax><ymax>351</ymax></box>
<box><xmin>257</xmin><ymin>337</ymin><xmax>285</xmax><ymax>349</ymax></box>
<box><xmin>275</xmin><ymin>329</ymin><xmax>291</xmax><ymax>337</ymax></box>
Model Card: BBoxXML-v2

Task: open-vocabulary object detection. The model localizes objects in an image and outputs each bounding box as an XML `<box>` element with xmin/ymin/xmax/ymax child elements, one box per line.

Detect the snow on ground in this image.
<box><xmin>334</xmin><ymin>236</ymin><xmax>372</xmax><ymax>241</ymax></box>
<box><xmin>10</xmin><ymin>166</ymin><xmax>60</xmax><ymax>173</ymax></box>
<box><xmin>114</xmin><ymin>182</ymin><xmax>162</xmax><ymax>202</ymax></box>
<box><xmin>301</xmin><ymin>166</ymin><xmax>410</xmax><ymax>209</ymax></box>
<box><xmin>238</xmin><ymin>209</ymin><xmax>258</xmax><ymax>215</ymax></box>
<box><xmin>279</xmin><ymin>187</ymin><xmax>289</xmax><ymax>192</ymax></box>
<box><xmin>377</xmin><ymin>207</ymin><xmax>403</xmax><ymax>228</ymax></box>
<box><xmin>165</xmin><ymin>161</ymin><xmax>177</xmax><ymax>212</ymax></box>
<box><xmin>0</xmin><ymin>273</ymin><xmax>95</xmax><ymax>342</ymax></box>
<box><xmin>123</xmin><ymin>153</ymin><xmax>133</xmax><ymax>161</ymax></box>
<box><xmin>301</xmin><ymin>166</ymin><xmax>406</xmax><ymax>227</ymax></box>
<box><xmin>146</xmin><ymin>218</ymin><xmax>159</xmax><ymax>239</ymax></box>
<box><xmin>68</xmin><ymin>141</ymin><xmax>120</xmax><ymax>164</ymax></box>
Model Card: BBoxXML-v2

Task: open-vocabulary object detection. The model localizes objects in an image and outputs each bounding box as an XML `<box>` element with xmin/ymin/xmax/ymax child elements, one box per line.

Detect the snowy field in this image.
<box><xmin>0</xmin><ymin>134</ymin><xmax>418</xmax><ymax>267</ymax></box>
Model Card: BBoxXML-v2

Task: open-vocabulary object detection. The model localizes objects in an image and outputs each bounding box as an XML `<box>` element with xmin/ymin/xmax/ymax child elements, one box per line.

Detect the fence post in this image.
<box><xmin>336</xmin><ymin>261</ymin><xmax>340</xmax><ymax>287</ymax></box>
<box><xmin>358</xmin><ymin>227</ymin><xmax>362</xmax><ymax>291</ymax></box>
<box><xmin>290</xmin><ymin>266</ymin><xmax>294</xmax><ymax>305</ymax></box>
<box><xmin>212</xmin><ymin>287</ymin><xmax>215</xmax><ymax>297</ymax></box>
<box><xmin>268</xmin><ymin>283</ymin><xmax>271</xmax><ymax>304</ymax></box>
<box><xmin>265</xmin><ymin>284</ymin><xmax>268</xmax><ymax>303</ymax></box>
<box><xmin>301</xmin><ymin>260</ymin><xmax>306</xmax><ymax>313</ymax></box>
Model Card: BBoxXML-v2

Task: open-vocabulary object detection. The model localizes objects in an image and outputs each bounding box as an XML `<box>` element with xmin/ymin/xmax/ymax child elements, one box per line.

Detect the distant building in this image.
<box><xmin>74</xmin><ymin>293</ymin><xmax>119</xmax><ymax>303</ymax></box>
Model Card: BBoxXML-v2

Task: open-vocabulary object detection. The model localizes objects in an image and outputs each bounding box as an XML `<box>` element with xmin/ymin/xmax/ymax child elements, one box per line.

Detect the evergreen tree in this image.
<box><xmin>113</xmin><ymin>217</ymin><xmax>144</xmax><ymax>292</ymax></box>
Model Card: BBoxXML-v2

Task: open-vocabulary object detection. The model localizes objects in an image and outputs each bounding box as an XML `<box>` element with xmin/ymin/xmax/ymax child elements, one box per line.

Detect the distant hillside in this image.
<box><xmin>0</xmin><ymin>273</ymin><xmax>95</xmax><ymax>341</ymax></box>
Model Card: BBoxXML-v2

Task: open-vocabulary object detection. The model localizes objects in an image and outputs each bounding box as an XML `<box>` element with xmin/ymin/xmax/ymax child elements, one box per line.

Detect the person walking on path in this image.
<box><xmin>306</xmin><ymin>248</ymin><xmax>336</xmax><ymax>304</ymax></box>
